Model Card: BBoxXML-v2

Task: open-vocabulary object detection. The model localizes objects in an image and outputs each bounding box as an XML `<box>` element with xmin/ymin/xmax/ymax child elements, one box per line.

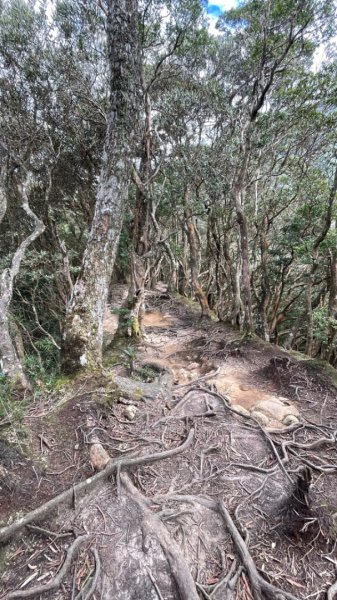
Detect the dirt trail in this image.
<box><xmin>1</xmin><ymin>288</ymin><xmax>337</xmax><ymax>599</ymax></box>
<box><xmin>129</xmin><ymin>293</ymin><xmax>300</xmax><ymax>430</ymax></box>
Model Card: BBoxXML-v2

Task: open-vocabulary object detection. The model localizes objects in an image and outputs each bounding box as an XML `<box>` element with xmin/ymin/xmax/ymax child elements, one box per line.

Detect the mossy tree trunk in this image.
<box><xmin>61</xmin><ymin>0</ymin><xmax>141</xmax><ymax>373</ymax></box>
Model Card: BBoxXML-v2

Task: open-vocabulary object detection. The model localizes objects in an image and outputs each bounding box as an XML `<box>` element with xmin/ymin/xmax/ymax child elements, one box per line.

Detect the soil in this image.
<box><xmin>1</xmin><ymin>288</ymin><xmax>337</xmax><ymax>599</ymax></box>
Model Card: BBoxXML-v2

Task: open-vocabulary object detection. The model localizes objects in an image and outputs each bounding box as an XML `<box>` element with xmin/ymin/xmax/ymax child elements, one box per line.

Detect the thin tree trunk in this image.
<box><xmin>62</xmin><ymin>0</ymin><xmax>140</xmax><ymax>373</ymax></box>
<box><xmin>257</xmin><ymin>216</ymin><xmax>270</xmax><ymax>341</ymax></box>
<box><xmin>0</xmin><ymin>172</ymin><xmax>45</xmax><ymax>389</ymax></box>
<box><xmin>306</xmin><ymin>164</ymin><xmax>337</xmax><ymax>356</ymax></box>
<box><xmin>184</xmin><ymin>187</ymin><xmax>212</xmax><ymax>319</ymax></box>
<box><xmin>234</xmin><ymin>187</ymin><xmax>253</xmax><ymax>333</ymax></box>
<box><xmin>126</xmin><ymin>81</ymin><xmax>152</xmax><ymax>339</ymax></box>
<box><xmin>325</xmin><ymin>232</ymin><xmax>337</xmax><ymax>362</ymax></box>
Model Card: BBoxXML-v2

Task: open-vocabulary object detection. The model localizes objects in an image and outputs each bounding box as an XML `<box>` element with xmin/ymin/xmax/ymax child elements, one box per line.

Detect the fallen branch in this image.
<box><xmin>121</xmin><ymin>473</ymin><xmax>200</xmax><ymax>600</ymax></box>
<box><xmin>0</xmin><ymin>428</ymin><xmax>194</xmax><ymax>545</ymax></box>
<box><xmin>6</xmin><ymin>534</ymin><xmax>89</xmax><ymax>599</ymax></box>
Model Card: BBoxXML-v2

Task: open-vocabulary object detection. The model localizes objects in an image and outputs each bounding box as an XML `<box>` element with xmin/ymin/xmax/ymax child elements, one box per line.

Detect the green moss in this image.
<box><xmin>131</xmin><ymin>316</ymin><xmax>140</xmax><ymax>336</ymax></box>
<box><xmin>0</xmin><ymin>377</ymin><xmax>29</xmax><ymax>436</ymax></box>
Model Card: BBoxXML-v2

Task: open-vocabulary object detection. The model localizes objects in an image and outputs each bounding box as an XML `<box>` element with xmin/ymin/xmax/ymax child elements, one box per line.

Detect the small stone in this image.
<box><xmin>251</xmin><ymin>410</ymin><xmax>269</xmax><ymax>426</ymax></box>
<box><xmin>124</xmin><ymin>405</ymin><xmax>137</xmax><ymax>421</ymax></box>
<box><xmin>74</xmin><ymin>444</ymin><xmax>79</xmax><ymax>451</ymax></box>
<box><xmin>90</xmin><ymin>443</ymin><xmax>110</xmax><ymax>471</ymax></box>
<box><xmin>283</xmin><ymin>414</ymin><xmax>299</xmax><ymax>426</ymax></box>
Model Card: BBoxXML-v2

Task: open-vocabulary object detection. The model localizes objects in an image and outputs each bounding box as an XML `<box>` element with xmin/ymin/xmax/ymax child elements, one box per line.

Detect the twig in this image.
<box><xmin>6</xmin><ymin>535</ymin><xmax>89</xmax><ymax>599</ymax></box>
<box><xmin>147</xmin><ymin>567</ymin><xmax>165</xmax><ymax>600</ymax></box>
<box><xmin>26</xmin><ymin>525</ymin><xmax>73</xmax><ymax>539</ymax></box>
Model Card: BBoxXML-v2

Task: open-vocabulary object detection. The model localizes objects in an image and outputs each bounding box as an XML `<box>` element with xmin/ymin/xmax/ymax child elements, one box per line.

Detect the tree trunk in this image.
<box><xmin>61</xmin><ymin>0</ymin><xmax>140</xmax><ymax>373</ymax></box>
<box><xmin>184</xmin><ymin>187</ymin><xmax>212</xmax><ymax>319</ymax></box>
<box><xmin>305</xmin><ymin>165</ymin><xmax>337</xmax><ymax>356</ymax></box>
<box><xmin>0</xmin><ymin>172</ymin><xmax>45</xmax><ymax>389</ymax></box>
<box><xmin>325</xmin><ymin>242</ymin><xmax>337</xmax><ymax>362</ymax></box>
<box><xmin>234</xmin><ymin>189</ymin><xmax>253</xmax><ymax>333</ymax></box>
<box><xmin>257</xmin><ymin>217</ymin><xmax>270</xmax><ymax>341</ymax></box>
<box><xmin>126</xmin><ymin>82</ymin><xmax>152</xmax><ymax>339</ymax></box>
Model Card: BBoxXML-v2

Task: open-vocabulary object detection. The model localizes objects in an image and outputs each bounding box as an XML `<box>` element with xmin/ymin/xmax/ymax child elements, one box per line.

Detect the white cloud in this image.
<box><xmin>212</xmin><ymin>0</ymin><xmax>237</xmax><ymax>8</ymax></box>
<box><xmin>207</xmin><ymin>1</ymin><xmax>237</xmax><ymax>36</ymax></box>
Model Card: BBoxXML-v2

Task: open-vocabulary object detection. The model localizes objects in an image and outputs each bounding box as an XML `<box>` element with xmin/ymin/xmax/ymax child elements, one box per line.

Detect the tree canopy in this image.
<box><xmin>1</xmin><ymin>0</ymin><xmax>337</xmax><ymax>385</ymax></box>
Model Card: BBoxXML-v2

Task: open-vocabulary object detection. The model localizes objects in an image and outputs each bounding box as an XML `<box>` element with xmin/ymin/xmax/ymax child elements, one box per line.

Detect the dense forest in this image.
<box><xmin>1</xmin><ymin>0</ymin><xmax>337</xmax><ymax>387</ymax></box>
<box><xmin>3</xmin><ymin>2</ymin><xmax>337</xmax><ymax>599</ymax></box>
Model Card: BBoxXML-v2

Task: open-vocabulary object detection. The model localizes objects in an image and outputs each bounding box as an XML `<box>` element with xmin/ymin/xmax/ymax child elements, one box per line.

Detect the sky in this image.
<box><xmin>207</xmin><ymin>1</ymin><xmax>237</xmax><ymax>17</ymax></box>
<box><xmin>207</xmin><ymin>0</ymin><xmax>237</xmax><ymax>35</ymax></box>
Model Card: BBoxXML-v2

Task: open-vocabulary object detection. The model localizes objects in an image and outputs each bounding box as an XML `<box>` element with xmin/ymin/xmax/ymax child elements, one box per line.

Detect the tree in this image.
<box><xmin>61</xmin><ymin>0</ymin><xmax>141</xmax><ymax>372</ymax></box>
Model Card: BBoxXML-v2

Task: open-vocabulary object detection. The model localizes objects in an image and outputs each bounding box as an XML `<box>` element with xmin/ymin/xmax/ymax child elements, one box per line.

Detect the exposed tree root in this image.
<box><xmin>328</xmin><ymin>577</ymin><xmax>337</xmax><ymax>600</ymax></box>
<box><xmin>157</xmin><ymin>494</ymin><xmax>301</xmax><ymax>600</ymax></box>
<box><xmin>121</xmin><ymin>473</ymin><xmax>200</xmax><ymax>600</ymax></box>
<box><xmin>0</xmin><ymin>428</ymin><xmax>194</xmax><ymax>545</ymax></box>
<box><xmin>6</xmin><ymin>534</ymin><xmax>89</xmax><ymax>599</ymax></box>
<box><xmin>217</xmin><ymin>500</ymin><xmax>300</xmax><ymax>600</ymax></box>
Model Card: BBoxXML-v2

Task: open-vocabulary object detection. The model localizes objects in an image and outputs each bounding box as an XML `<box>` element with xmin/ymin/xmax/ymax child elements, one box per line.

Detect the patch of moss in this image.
<box><xmin>133</xmin><ymin>366</ymin><xmax>157</xmax><ymax>383</ymax></box>
<box><xmin>0</xmin><ymin>377</ymin><xmax>29</xmax><ymax>444</ymax></box>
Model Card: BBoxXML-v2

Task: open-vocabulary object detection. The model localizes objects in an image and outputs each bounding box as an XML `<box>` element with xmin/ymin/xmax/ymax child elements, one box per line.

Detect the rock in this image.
<box><xmin>283</xmin><ymin>414</ymin><xmax>299</xmax><ymax>426</ymax></box>
<box><xmin>233</xmin><ymin>405</ymin><xmax>250</xmax><ymax>417</ymax></box>
<box><xmin>90</xmin><ymin>443</ymin><xmax>110</xmax><ymax>471</ymax></box>
<box><xmin>254</xmin><ymin>398</ymin><xmax>299</xmax><ymax>422</ymax></box>
<box><xmin>251</xmin><ymin>410</ymin><xmax>269</xmax><ymax>427</ymax></box>
<box><xmin>187</xmin><ymin>362</ymin><xmax>200</xmax><ymax>371</ymax></box>
<box><xmin>124</xmin><ymin>405</ymin><xmax>137</xmax><ymax>421</ymax></box>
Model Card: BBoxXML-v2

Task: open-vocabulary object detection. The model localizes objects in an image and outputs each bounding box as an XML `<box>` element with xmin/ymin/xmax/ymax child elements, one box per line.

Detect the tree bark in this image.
<box><xmin>306</xmin><ymin>164</ymin><xmax>337</xmax><ymax>356</ymax></box>
<box><xmin>325</xmin><ymin>232</ymin><xmax>337</xmax><ymax>362</ymax></box>
<box><xmin>257</xmin><ymin>216</ymin><xmax>271</xmax><ymax>341</ymax></box>
<box><xmin>234</xmin><ymin>189</ymin><xmax>253</xmax><ymax>332</ymax></box>
<box><xmin>61</xmin><ymin>0</ymin><xmax>140</xmax><ymax>373</ymax></box>
<box><xmin>184</xmin><ymin>187</ymin><xmax>212</xmax><ymax>319</ymax></box>
<box><xmin>0</xmin><ymin>173</ymin><xmax>45</xmax><ymax>389</ymax></box>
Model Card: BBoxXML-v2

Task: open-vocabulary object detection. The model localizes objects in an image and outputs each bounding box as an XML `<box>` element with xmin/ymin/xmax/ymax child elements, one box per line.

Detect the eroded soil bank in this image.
<box><xmin>1</xmin><ymin>288</ymin><xmax>337</xmax><ymax>599</ymax></box>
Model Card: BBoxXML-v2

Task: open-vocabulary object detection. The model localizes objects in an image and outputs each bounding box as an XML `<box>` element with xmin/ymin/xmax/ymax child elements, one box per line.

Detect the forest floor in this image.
<box><xmin>1</xmin><ymin>287</ymin><xmax>337</xmax><ymax>599</ymax></box>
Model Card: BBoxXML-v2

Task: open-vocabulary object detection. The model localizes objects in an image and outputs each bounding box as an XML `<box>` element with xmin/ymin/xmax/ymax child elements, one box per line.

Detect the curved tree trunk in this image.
<box><xmin>0</xmin><ymin>172</ymin><xmax>45</xmax><ymax>389</ymax></box>
<box><xmin>61</xmin><ymin>0</ymin><xmax>140</xmax><ymax>373</ymax></box>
